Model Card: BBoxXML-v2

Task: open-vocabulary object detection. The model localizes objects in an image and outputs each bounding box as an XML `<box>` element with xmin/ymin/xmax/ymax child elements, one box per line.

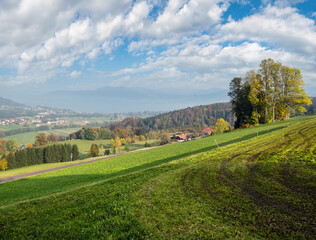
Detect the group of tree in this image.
<box><xmin>228</xmin><ymin>59</ymin><xmax>312</xmax><ymax>128</ymax></box>
<box><xmin>0</xmin><ymin>138</ymin><xmax>18</xmax><ymax>155</ymax></box>
<box><xmin>35</xmin><ymin>133</ymin><xmax>65</xmax><ymax>146</ymax></box>
<box><xmin>72</xmin><ymin>126</ymin><xmax>159</xmax><ymax>142</ymax></box>
<box><xmin>0</xmin><ymin>143</ymin><xmax>80</xmax><ymax>171</ymax></box>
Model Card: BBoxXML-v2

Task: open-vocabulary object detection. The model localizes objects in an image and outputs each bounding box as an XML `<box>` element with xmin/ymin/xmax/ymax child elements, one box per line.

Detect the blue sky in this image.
<box><xmin>0</xmin><ymin>0</ymin><xmax>315</xmax><ymax>107</ymax></box>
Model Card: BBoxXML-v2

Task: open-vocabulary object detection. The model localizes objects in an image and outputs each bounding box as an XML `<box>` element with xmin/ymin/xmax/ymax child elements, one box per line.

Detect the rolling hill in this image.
<box><xmin>109</xmin><ymin>102</ymin><xmax>234</xmax><ymax>131</ymax></box>
<box><xmin>0</xmin><ymin>115</ymin><xmax>315</xmax><ymax>239</ymax></box>
<box><xmin>0</xmin><ymin>97</ymin><xmax>25</xmax><ymax>108</ymax></box>
<box><xmin>108</xmin><ymin>96</ymin><xmax>316</xmax><ymax>132</ymax></box>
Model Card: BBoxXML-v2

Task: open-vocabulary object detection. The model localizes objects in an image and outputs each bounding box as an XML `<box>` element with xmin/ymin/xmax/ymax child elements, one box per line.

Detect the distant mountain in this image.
<box><xmin>0</xmin><ymin>97</ymin><xmax>25</xmax><ymax>108</ymax></box>
<box><xmin>109</xmin><ymin>102</ymin><xmax>234</xmax><ymax>131</ymax></box>
<box><xmin>0</xmin><ymin>96</ymin><xmax>163</xmax><ymax>120</ymax></box>
<box><xmin>0</xmin><ymin>97</ymin><xmax>36</xmax><ymax>119</ymax></box>
<box><xmin>0</xmin><ymin>96</ymin><xmax>80</xmax><ymax>119</ymax></box>
<box><xmin>24</xmin><ymin>87</ymin><xmax>228</xmax><ymax>113</ymax></box>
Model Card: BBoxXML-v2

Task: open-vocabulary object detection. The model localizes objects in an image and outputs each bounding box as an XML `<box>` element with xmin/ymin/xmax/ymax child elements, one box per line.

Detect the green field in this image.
<box><xmin>0</xmin><ymin>116</ymin><xmax>315</xmax><ymax>239</ymax></box>
<box><xmin>0</xmin><ymin>158</ymin><xmax>99</xmax><ymax>178</ymax></box>
<box><xmin>67</xmin><ymin>116</ymin><xmax>114</xmax><ymax>122</ymax></box>
<box><xmin>57</xmin><ymin>139</ymin><xmax>158</xmax><ymax>154</ymax></box>
<box><xmin>0</xmin><ymin>139</ymin><xmax>157</xmax><ymax>178</ymax></box>
<box><xmin>4</xmin><ymin>128</ymin><xmax>80</xmax><ymax>145</ymax></box>
<box><xmin>0</xmin><ymin>125</ymin><xmax>20</xmax><ymax>131</ymax></box>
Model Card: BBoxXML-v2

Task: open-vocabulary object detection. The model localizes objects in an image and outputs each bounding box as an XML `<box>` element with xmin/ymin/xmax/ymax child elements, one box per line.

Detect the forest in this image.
<box><xmin>109</xmin><ymin>102</ymin><xmax>234</xmax><ymax>131</ymax></box>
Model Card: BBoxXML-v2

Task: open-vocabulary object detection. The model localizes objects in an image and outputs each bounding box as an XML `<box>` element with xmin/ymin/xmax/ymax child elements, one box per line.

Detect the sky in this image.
<box><xmin>0</xmin><ymin>0</ymin><xmax>315</xmax><ymax>111</ymax></box>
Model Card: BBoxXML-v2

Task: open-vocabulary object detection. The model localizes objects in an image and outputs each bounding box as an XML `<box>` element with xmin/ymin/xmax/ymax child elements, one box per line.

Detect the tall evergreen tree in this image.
<box><xmin>35</xmin><ymin>147</ymin><xmax>43</xmax><ymax>164</ymax></box>
<box><xmin>26</xmin><ymin>147</ymin><xmax>36</xmax><ymax>165</ymax></box>
<box><xmin>6</xmin><ymin>152</ymin><xmax>16</xmax><ymax>169</ymax></box>
<box><xmin>52</xmin><ymin>144</ymin><xmax>60</xmax><ymax>163</ymax></box>
<box><xmin>72</xmin><ymin>144</ymin><xmax>80</xmax><ymax>160</ymax></box>
<box><xmin>15</xmin><ymin>150</ymin><xmax>27</xmax><ymax>168</ymax></box>
<box><xmin>60</xmin><ymin>144</ymin><xmax>70</xmax><ymax>162</ymax></box>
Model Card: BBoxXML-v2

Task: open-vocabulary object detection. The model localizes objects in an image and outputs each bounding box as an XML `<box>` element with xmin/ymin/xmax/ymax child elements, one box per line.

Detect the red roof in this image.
<box><xmin>202</xmin><ymin>128</ymin><xmax>213</xmax><ymax>134</ymax></box>
<box><xmin>178</xmin><ymin>134</ymin><xmax>188</xmax><ymax>140</ymax></box>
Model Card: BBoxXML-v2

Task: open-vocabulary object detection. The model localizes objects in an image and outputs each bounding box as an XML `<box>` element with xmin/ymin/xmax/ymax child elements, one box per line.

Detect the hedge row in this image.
<box><xmin>5</xmin><ymin>143</ymin><xmax>80</xmax><ymax>170</ymax></box>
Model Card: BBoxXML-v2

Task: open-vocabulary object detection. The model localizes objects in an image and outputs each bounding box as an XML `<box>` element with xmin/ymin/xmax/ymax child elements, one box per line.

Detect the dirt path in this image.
<box><xmin>0</xmin><ymin>146</ymin><xmax>159</xmax><ymax>184</ymax></box>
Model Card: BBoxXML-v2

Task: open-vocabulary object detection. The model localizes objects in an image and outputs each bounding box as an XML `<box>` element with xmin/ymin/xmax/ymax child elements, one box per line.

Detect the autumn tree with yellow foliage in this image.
<box><xmin>214</xmin><ymin>118</ymin><xmax>231</xmax><ymax>134</ymax></box>
<box><xmin>229</xmin><ymin>59</ymin><xmax>311</xmax><ymax>127</ymax></box>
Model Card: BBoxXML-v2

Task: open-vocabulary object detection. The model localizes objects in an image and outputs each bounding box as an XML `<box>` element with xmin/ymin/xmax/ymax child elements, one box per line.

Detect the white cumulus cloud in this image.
<box><xmin>70</xmin><ymin>70</ymin><xmax>81</xmax><ymax>78</ymax></box>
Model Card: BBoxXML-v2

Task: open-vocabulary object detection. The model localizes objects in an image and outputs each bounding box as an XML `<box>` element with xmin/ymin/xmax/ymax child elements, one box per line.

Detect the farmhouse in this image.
<box><xmin>178</xmin><ymin>134</ymin><xmax>189</xmax><ymax>141</ymax></box>
<box><xmin>202</xmin><ymin>128</ymin><xmax>213</xmax><ymax>135</ymax></box>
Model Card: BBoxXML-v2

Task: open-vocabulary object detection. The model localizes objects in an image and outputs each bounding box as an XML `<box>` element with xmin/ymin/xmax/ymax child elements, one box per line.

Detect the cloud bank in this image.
<box><xmin>0</xmin><ymin>0</ymin><xmax>315</xmax><ymax>95</ymax></box>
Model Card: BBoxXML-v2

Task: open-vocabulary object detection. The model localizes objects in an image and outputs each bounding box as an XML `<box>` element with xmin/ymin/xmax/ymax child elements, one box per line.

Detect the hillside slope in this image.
<box><xmin>0</xmin><ymin>115</ymin><xmax>315</xmax><ymax>239</ymax></box>
<box><xmin>109</xmin><ymin>102</ymin><xmax>234</xmax><ymax>131</ymax></box>
<box><xmin>0</xmin><ymin>97</ymin><xmax>25</xmax><ymax>108</ymax></box>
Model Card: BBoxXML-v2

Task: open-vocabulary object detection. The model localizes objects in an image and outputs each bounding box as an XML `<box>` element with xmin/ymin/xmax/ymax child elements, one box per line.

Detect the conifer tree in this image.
<box><xmin>7</xmin><ymin>152</ymin><xmax>16</xmax><ymax>169</ymax></box>
<box><xmin>15</xmin><ymin>150</ymin><xmax>27</xmax><ymax>168</ymax></box>
<box><xmin>43</xmin><ymin>146</ymin><xmax>54</xmax><ymax>163</ymax></box>
<box><xmin>61</xmin><ymin>144</ymin><xmax>69</xmax><ymax>162</ymax></box>
<box><xmin>43</xmin><ymin>147</ymin><xmax>49</xmax><ymax>164</ymax></box>
<box><xmin>52</xmin><ymin>145</ymin><xmax>61</xmax><ymax>163</ymax></box>
<box><xmin>35</xmin><ymin>147</ymin><xmax>43</xmax><ymax>164</ymax></box>
<box><xmin>72</xmin><ymin>144</ymin><xmax>80</xmax><ymax>160</ymax></box>
<box><xmin>26</xmin><ymin>147</ymin><xmax>36</xmax><ymax>165</ymax></box>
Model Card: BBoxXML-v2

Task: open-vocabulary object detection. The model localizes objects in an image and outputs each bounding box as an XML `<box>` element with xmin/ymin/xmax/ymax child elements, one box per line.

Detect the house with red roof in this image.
<box><xmin>178</xmin><ymin>134</ymin><xmax>188</xmax><ymax>140</ymax></box>
<box><xmin>202</xmin><ymin>128</ymin><xmax>213</xmax><ymax>135</ymax></box>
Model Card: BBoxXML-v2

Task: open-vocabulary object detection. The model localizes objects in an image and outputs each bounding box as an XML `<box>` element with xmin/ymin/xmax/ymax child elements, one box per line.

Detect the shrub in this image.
<box><xmin>0</xmin><ymin>158</ymin><xmax>7</xmax><ymax>171</ymax></box>
<box><xmin>89</xmin><ymin>144</ymin><xmax>99</xmax><ymax>157</ymax></box>
<box><xmin>104</xmin><ymin>149</ymin><xmax>110</xmax><ymax>155</ymax></box>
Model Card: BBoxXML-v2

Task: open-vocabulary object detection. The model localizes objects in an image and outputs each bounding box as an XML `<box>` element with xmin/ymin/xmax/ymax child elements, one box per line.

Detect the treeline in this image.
<box><xmin>0</xmin><ymin>109</ymin><xmax>38</xmax><ymax>119</ymax></box>
<box><xmin>0</xmin><ymin>143</ymin><xmax>80</xmax><ymax>170</ymax></box>
<box><xmin>108</xmin><ymin>102</ymin><xmax>234</xmax><ymax>132</ymax></box>
<box><xmin>71</xmin><ymin>126</ymin><xmax>160</xmax><ymax>142</ymax></box>
<box><xmin>228</xmin><ymin>59</ymin><xmax>312</xmax><ymax>128</ymax></box>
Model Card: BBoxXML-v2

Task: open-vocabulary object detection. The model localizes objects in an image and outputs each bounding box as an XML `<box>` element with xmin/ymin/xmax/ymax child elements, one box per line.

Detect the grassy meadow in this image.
<box><xmin>0</xmin><ymin>158</ymin><xmax>100</xmax><ymax>178</ymax></box>
<box><xmin>57</xmin><ymin>139</ymin><xmax>158</xmax><ymax>155</ymax></box>
<box><xmin>0</xmin><ymin>125</ymin><xmax>20</xmax><ymax>131</ymax></box>
<box><xmin>0</xmin><ymin>139</ymin><xmax>158</xmax><ymax>178</ymax></box>
<box><xmin>4</xmin><ymin>127</ymin><xmax>80</xmax><ymax>145</ymax></box>
<box><xmin>0</xmin><ymin>115</ymin><xmax>315</xmax><ymax>239</ymax></box>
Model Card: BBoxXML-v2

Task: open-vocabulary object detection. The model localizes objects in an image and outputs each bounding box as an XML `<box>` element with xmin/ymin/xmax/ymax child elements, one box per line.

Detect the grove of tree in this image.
<box><xmin>229</xmin><ymin>59</ymin><xmax>311</xmax><ymax>128</ymax></box>
<box><xmin>0</xmin><ymin>143</ymin><xmax>80</xmax><ymax>170</ymax></box>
